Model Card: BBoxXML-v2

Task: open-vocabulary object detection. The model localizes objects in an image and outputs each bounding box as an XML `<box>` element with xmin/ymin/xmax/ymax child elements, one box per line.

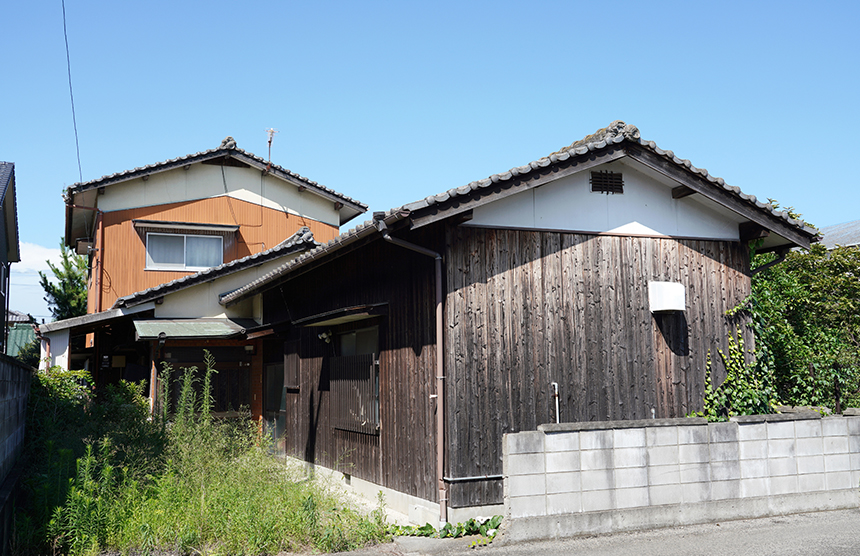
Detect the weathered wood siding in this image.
<box><xmin>444</xmin><ymin>227</ymin><xmax>750</xmax><ymax>507</ymax></box>
<box><xmin>262</xmin><ymin>232</ymin><xmax>440</xmax><ymax>503</ymax></box>
<box><xmin>89</xmin><ymin>197</ymin><xmax>338</xmax><ymax>312</ymax></box>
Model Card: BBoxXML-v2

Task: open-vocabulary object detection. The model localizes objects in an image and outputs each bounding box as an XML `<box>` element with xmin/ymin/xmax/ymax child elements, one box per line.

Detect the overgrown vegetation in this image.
<box><xmin>393</xmin><ymin>515</ymin><xmax>503</xmax><ymax>548</ymax></box>
<box><xmin>15</xmin><ymin>353</ymin><xmax>389</xmax><ymax>555</ymax></box>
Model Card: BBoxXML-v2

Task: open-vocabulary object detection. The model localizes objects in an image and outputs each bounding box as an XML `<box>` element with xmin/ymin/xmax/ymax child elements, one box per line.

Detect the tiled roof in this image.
<box><xmin>220</xmin><ymin>121</ymin><xmax>819</xmax><ymax>306</ymax></box>
<box><xmin>64</xmin><ymin>138</ymin><xmax>367</xmax><ymax>212</ymax></box>
<box><xmin>0</xmin><ymin>162</ymin><xmax>13</xmax><ymax>203</ymax></box>
<box><xmin>403</xmin><ymin>121</ymin><xmax>816</xmax><ymax>235</ymax></box>
<box><xmin>6</xmin><ymin>309</ymin><xmax>34</xmax><ymax>324</ymax></box>
<box><xmin>820</xmin><ymin>219</ymin><xmax>860</xmax><ymax>249</ymax></box>
<box><xmin>113</xmin><ymin>227</ymin><xmax>318</xmax><ymax>308</ymax></box>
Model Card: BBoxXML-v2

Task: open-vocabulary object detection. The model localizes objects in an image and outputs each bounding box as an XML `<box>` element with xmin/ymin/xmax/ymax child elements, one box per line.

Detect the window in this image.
<box><xmin>146</xmin><ymin>232</ymin><xmax>223</xmax><ymax>270</ymax></box>
<box><xmin>330</xmin><ymin>326</ymin><xmax>379</xmax><ymax>435</ymax></box>
<box><xmin>590</xmin><ymin>171</ymin><xmax>624</xmax><ymax>194</ymax></box>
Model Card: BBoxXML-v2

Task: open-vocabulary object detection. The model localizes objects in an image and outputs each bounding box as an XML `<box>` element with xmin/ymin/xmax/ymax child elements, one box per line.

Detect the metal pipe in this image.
<box><xmin>552</xmin><ymin>382</ymin><xmax>560</xmax><ymax>424</ymax></box>
<box><xmin>377</xmin><ymin>218</ymin><xmax>447</xmax><ymax>525</ymax></box>
<box><xmin>443</xmin><ymin>474</ymin><xmax>504</xmax><ymax>483</ymax></box>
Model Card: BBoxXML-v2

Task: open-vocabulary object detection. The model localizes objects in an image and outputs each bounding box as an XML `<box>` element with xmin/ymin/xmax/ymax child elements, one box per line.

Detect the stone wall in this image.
<box><xmin>503</xmin><ymin>414</ymin><xmax>860</xmax><ymax>542</ymax></box>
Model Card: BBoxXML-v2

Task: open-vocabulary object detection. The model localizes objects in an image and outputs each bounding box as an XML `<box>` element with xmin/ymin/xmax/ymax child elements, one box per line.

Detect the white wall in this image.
<box><xmin>40</xmin><ymin>329</ymin><xmax>69</xmax><ymax>370</ymax></box>
<box><xmin>468</xmin><ymin>159</ymin><xmax>743</xmax><ymax>240</ymax></box>
<box><xmin>97</xmin><ymin>164</ymin><xmax>340</xmax><ymax>227</ymax></box>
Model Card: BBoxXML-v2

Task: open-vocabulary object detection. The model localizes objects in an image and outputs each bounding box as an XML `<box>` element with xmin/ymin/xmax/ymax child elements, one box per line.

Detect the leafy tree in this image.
<box><xmin>39</xmin><ymin>240</ymin><xmax>88</xmax><ymax>321</ymax></box>
<box><xmin>16</xmin><ymin>336</ymin><xmax>41</xmax><ymax>368</ymax></box>
<box><xmin>750</xmin><ymin>242</ymin><xmax>860</xmax><ymax>411</ymax></box>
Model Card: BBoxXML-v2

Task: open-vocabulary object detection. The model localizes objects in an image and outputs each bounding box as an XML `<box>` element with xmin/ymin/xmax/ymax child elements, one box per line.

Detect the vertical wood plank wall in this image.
<box><xmin>444</xmin><ymin>227</ymin><xmax>751</xmax><ymax>507</ymax></box>
<box><xmin>88</xmin><ymin>197</ymin><xmax>339</xmax><ymax>312</ymax></box>
<box><xmin>262</xmin><ymin>233</ymin><xmax>441</xmax><ymax>504</ymax></box>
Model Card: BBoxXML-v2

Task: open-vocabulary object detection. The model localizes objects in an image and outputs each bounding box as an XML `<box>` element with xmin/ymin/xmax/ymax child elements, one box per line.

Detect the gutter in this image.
<box><xmin>374</xmin><ymin>212</ymin><xmax>448</xmax><ymax>526</ymax></box>
<box><xmin>751</xmin><ymin>246</ymin><xmax>790</xmax><ymax>276</ymax></box>
<box><xmin>68</xmin><ymin>204</ymin><xmax>104</xmax><ymax>312</ymax></box>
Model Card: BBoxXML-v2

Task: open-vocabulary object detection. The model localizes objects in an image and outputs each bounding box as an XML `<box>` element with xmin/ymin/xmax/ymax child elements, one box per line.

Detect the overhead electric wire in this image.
<box><xmin>62</xmin><ymin>0</ymin><xmax>83</xmax><ymax>184</ymax></box>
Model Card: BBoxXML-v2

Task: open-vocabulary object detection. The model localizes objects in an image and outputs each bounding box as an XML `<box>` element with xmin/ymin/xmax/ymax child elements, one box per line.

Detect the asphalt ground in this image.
<box><xmin>345</xmin><ymin>508</ymin><xmax>860</xmax><ymax>556</ymax></box>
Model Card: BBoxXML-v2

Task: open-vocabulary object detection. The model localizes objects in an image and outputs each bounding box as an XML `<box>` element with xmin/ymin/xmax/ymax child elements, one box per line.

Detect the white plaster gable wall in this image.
<box><xmin>151</xmin><ymin>255</ymin><xmax>297</xmax><ymax>320</ymax></box>
<box><xmin>96</xmin><ymin>164</ymin><xmax>340</xmax><ymax>227</ymax></box>
<box><xmin>40</xmin><ymin>330</ymin><xmax>70</xmax><ymax>370</ymax></box>
<box><xmin>467</xmin><ymin>160</ymin><xmax>743</xmax><ymax>240</ymax></box>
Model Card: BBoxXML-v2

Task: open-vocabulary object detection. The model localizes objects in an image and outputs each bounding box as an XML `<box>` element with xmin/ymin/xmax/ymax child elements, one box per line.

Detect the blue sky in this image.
<box><xmin>2</xmin><ymin>0</ymin><xmax>858</xmax><ymax>321</ymax></box>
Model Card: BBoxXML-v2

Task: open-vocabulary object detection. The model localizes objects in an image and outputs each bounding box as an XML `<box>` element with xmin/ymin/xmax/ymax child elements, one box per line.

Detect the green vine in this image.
<box><xmin>392</xmin><ymin>515</ymin><xmax>503</xmax><ymax>548</ymax></box>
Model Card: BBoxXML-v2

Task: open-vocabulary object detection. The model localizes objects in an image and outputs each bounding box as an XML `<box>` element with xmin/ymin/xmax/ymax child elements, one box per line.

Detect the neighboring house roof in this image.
<box><xmin>820</xmin><ymin>219</ymin><xmax>860</xmax><ymax>249</ymax></box>
<box><xmin>6</xmin><ymin>309</ymin><xmax>34</xmax><ymax>324</ymax></box>
<box><xmin>0</xmin><ymin>161</ymin><xmax>20</xmax><ymax>263</ymax></box>
<box><xmin>113</xmin><ymin>226</ymin><xmax>318</xmax><ymax>309</ymax></box>
<box><xmin>6</xmin><ymin>323</ymin><xmax>35</xmax><ymax>357</ymax></box>
<box><xmin>64</xmin><ymin>137</ymin><xmax>367</xmax><ymax>228</ymax></box>
<box><xmin>220</xmin><ymin>121</ymin><xmax>819</xmax><ymax>307</ymax></box>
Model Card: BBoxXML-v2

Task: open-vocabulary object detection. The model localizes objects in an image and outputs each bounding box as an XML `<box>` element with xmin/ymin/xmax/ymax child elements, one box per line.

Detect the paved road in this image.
<box><xmin>349</xmin><ymin>509</ymin><xmax>860</xmax><ymax>556</ymax></box>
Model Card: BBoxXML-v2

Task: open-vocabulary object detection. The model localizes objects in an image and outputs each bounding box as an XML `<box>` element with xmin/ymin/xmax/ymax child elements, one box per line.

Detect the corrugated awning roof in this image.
<box><xmin>133</xmin><ymin>318</ymin><xmax>259</xmax><ymax>340</ymax></box>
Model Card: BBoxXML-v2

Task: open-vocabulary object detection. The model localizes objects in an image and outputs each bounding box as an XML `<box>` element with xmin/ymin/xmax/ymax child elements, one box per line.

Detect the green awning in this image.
<box><xmin>134</xmin><ymin>318</ymin><xmax>257</xmax><ymax>340</ymax></box>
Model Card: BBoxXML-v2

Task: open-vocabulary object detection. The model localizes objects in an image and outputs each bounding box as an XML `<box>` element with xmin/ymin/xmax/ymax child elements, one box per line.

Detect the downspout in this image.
<box><xmin>374</xmin><ymin>213</ymin><xmax>448</xmax><ymax>525</ymax></box>
<box><xmin>69</xmin><ymin>204</ymin><xmax>104</xmax><ymax>312</ymax></box>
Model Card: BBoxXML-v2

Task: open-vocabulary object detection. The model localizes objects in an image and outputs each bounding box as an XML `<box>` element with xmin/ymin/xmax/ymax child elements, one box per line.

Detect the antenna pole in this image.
<box><xmin>265</xmin><ymin>128</ymin><xmax>278</xmax><ymax>172</ymax></box>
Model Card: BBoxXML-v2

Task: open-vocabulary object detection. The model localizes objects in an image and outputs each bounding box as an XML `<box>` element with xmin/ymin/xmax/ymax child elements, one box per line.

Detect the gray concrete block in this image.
<box><xmin>737</xmin><ymin>422</ymin><xmax>767</xmax><ymax>441</ymax></box>
<box><xmin>710</xmin><ymin>460</ymin><xmax>741</xmax><ymax>481</ymax></box>
<box><xmin>824</xmin><ymin>453</ymin><xmax>851</xmax><ymax>473</ymax></box>
<box><xmin>614</xmin><ymin>447</ymin><xmax>646</xmax><ymax>468</ymax></box>
<box><xmin>581</xmin><ymin>469</ymin><xmax>614</xmax><ymax>491</ymax></box>
<box><xmin>647</xmin><ymin>464</ymin><xmax>680</xmax><ymax>486</ymax></box>
<box><xmin>546</xmin><ymin>492</ymin><xmax>582</xmax><ymax>515</ymax></box>
<box><xmin>508</xmin><ymin>474</ymin><xmax>547</xmax><ymax>497</ymax></box>
<box><xmin>616</xmin><ymin>486</ymin><xmax>649</xmax><ymax>509</ymax></box>
<box><xmin>822</xmin><ymin>417</ymin><xmax>848</xmax><ymax>437</ymax></box>
<box><xmin>710</xmin><ymin>479</ymin><xmax>740</xmax><ymax>500</ymax></box>
<box><xmin>508</xmin><ymin>453</ymin><xmax>545</xmax><ymax>476</ymax></box>
<box><xmin>823</xmin><ymin>436</ymin><xmax>849</xmax><ymax>455</ymax></box>
<box><xmin>795</xmin><ymin>419</ymin><xmax>823</xmax><ymax>438</ymax></box>
<box><xmin>740</xmin><ymin>458</ymin><xmax>769</xmax><ymax>479</ymax></box>
<box><xmin>546</xmin><ymin>451</ymin><xmax>580</xmax><ymax>474</ymax></box>
<box><xmin>545</xmin><ymin>432</ymin><xmax>579</xmax><ymax>453</ymax></box>
<box><xmin>709</xmin><ymin>441</ymin><xmax>739</xmax><ymax>462</ymax></box>
<box><xmin>678</xmin><ymin>425</ymin><xmax>709</xmax><ymax>445</ymax></box>
<box><xmin>509</xmin><ymin>494</ymin><xmax>547</xmax><ymax>518</ymax></box>
<box><xmin>648</xmin><ymin>484</ymin><xmax>682</xmax><ymax>506</ymax></box>
<box><xmin>846</xmin><ymin>416</ymin><xmax>860</xmax><ymax>435</ymax></box>
<box><xmin>681</xmin><ymin>481</ymin><xmax>711</xmax><ymax>504</ymax></box>
<box><xmin>851</xmin><ymin>452</ymin><xmax>860</xmax><ymax>472</ymax></box>
<box><xmin>506</xmin><ymin>431</ymin><xmax>545</xmax><ymax>455</ymax></box>
<box><xmin>646</xmin><ymin>426</ymin><xmax>678</xmax><ymax>447</ymax></box>
<box><xmin>796</xmin><ymin>454</ymin><xmax>825</xmax><ymax>475</ymax></box>
<box><xmin>767</xmin><ymin>421</ymin><xmax>795</xmax><ymax>439</ymax></box>
<box><xmin>581</xmin><ymin>449</ymin><xmax>613</xmax><ymax>471</ymax></box>
<box><xmin>739</xmin><ymin>439</ymin><xmax>768</xmax><ymax>460</ymax></box>
<box><xmin>740</xmin><ymin>477</ymin><xmax>769</xmax><ymax>498</ymax></box>
<box><xmin>580</xmin><ymin>430</ymin><xmax>613</xmax><ymax>450</ymax></box>
<box><xmin>581</xmin><ymin>488</ymin><xmax>614</xmax><ymax>512</ymax></box>
<box><xmin>615</xmin><ymin>467</ymin><xmax>648</xmax><ymax>489</ymax></box>
<box><xmin>825</xmin><ymin>471</ymin><xmax>854</xmax><ymax>490</ymax></box>
<box><xmin>613</xmin><ymin>427</ymin><xmax>645</xmax><ymax>448</ymax></box>
<box><xmin>768</xmin><ymin>457</ymin><xmax>798</xmax><ymax>477</ymax></box>
<box><xmin>708</xmin><ymin>421</ymin><xmax>737</xmax><ymax>444</ymax></box>
<box><xmin>769</xmin><ymin>475</ymin><xmax>799</xmax><ymax>495</ymax></box>
<box><xmin>679</xmin><ymin>443</ymin><xmax>709</xmax><ymax>464</ymax></box>
<box><xmin>850</xmin><ymin>434</ymin><xmax>860</xmax><ymax>454</ymax></box>
<box><xmin>647</xmin><ymin>445</ymin><xmax>680</xmax><ymax>466</ymax></box>
<box><xmin>679</xmin><ymin>462</ymin><xmax>710</xmax><ymax>484</ymax></box>
<box><xmin>545</xmin><ymin>471</ymin><xmax>581</xmax><ymax>495</ymax></box>
<box><xmin>767</xmin><ymin>439</ymin><xmax>796</xmax><ymax>458</ymax></box>
<box><xmin>798</xmin><ymin>473</ymin><xmax>826</xmax><ymax>493</ymax></box>
<box><xmin>796</xmin><ymin>436</ymin><xmax>824</xmax><ymax>457</ymax></box>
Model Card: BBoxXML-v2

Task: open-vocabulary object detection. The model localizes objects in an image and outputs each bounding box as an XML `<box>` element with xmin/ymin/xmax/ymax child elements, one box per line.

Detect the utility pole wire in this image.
<box><xmin>62</xmin><ymin>0</ymin><xmax>83</xmax><ymax>184</ymax></box>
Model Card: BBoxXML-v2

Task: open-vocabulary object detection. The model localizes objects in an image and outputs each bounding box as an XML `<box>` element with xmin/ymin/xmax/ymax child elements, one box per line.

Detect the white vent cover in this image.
<box><xmin>648</xmin><ymin>281</ymin><xmax>686</xmax><ymax>313</ymax></box>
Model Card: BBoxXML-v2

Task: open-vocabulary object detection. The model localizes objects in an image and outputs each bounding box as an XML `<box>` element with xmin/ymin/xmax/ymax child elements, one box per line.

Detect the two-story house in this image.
<box><xmin>40</xmin><ymin>138</ymin><xmax>366</xmax><ymax>417</ymax></box>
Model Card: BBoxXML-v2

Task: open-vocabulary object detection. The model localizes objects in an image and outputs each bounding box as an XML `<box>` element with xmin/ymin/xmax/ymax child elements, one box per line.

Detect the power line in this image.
<box><xmin>62</xmin><ymin>0</ymin><xmax>83</xmax><ymax>184</ymax></box>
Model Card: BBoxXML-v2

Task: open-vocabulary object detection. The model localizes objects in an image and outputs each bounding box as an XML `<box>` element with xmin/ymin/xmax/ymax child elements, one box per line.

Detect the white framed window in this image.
<box><xmin>145</xmin><ymin>232</ymin><xmax>223</xmax><ymax>271</ymax></box>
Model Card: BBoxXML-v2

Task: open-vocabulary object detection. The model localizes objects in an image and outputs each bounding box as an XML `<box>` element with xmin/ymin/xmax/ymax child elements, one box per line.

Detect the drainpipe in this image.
<box><xmin>69</xmin><ymin>204</ymin><xmax>104</xmax><ymax>312</ymax></box>
<box><xmin>374</xmin><ymin>213</ymin><xmax>447</xmax><ymax>525</ymax></box>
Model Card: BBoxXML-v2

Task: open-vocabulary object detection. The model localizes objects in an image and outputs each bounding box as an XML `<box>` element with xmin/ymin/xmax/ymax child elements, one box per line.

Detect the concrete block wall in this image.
<box><xmin>503</xmin><ymin>414</ymin><xmax>860</xmax><ymax>542</ymax></box>
<box><xmin>0</xmin><ymin>354</ymin><xmax>30</xmax><ymax>556</ymax></box>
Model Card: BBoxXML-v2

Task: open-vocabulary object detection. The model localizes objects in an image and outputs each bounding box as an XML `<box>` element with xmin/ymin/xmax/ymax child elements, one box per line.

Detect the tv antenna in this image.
<box><xmin>265</xmin><ymin>128</ymin><xmax>279</xmax><ymax>171</ymax></box>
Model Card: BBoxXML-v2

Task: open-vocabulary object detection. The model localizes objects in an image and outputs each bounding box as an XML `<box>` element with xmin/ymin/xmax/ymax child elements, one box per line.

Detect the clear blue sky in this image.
<box><xmin>2</xmin><ymin>0</ymin><xmax>858</xmax><ymax>320</ymax></box>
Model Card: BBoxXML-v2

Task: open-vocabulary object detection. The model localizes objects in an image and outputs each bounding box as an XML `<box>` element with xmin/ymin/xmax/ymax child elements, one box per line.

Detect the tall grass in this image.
<box><xmin>17</xmin><ymin>353</ymin><xmax>389</xmax><ymax>555</ymax></box>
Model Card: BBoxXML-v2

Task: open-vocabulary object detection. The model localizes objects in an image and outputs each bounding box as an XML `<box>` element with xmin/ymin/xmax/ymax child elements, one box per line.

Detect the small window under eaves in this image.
<box><xmin>591</xmin><ymin>171</ymin><xmax>624</xmax><ymax>194</ymax></box>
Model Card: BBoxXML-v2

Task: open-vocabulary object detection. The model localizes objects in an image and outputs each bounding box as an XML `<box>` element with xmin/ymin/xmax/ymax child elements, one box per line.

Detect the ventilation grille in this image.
<box><xmin>591</xmin><ymin>171</ymin><xmax>624</xmax><ymax>194</ymax></box>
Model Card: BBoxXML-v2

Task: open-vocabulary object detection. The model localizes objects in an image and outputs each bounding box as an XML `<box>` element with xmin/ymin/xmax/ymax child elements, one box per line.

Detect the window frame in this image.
<box><xmin>145</xmin><ymin>231</ymin><xmax>224</xmax><ymax>271</ymax></box>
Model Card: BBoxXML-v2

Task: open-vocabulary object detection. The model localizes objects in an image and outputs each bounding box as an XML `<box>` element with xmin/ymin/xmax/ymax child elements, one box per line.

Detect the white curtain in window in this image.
<box><xmin>147</xmin><ymin>234</ymin><xmax>185</xmax><ymax>267</ymax></box>
<box><xmin>186</xmin><ymin>235</ymin><xmax>222</xmax><ymax>268</ymax></box>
